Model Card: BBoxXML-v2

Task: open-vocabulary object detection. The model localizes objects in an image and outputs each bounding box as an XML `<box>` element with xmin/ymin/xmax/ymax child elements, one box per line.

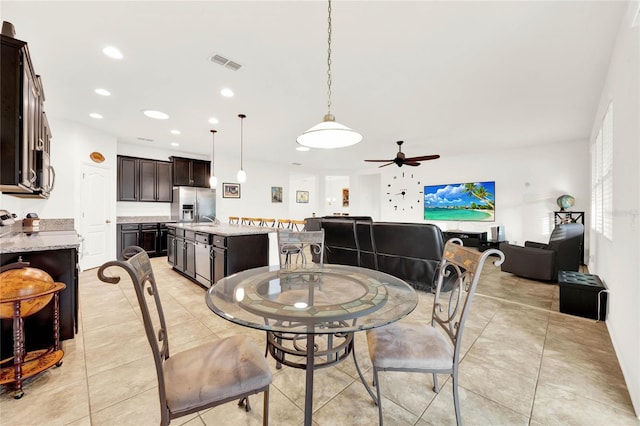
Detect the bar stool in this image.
<box><xmin>261</xmin><ymin>218</ymin><xmax>276</xmax><ymax>227</ymax></box>
<box><xmin>277</xmin><ymin>219</ymin><xmax>291</xmax><ymax>229</ymax></box>
<box><xmin>291</xmin><ymin>219</ymin><xmax>306</xmax><ymax>231</ymax></box>
<box><xmin>241</xmin><ymin>217</ymin><xmax>251</xmax><ymax>225</ymax></box>
<box><xmin>229</xmin><ymin>216</ymin><xmax>239</xmax><ymax>224</ymax></box>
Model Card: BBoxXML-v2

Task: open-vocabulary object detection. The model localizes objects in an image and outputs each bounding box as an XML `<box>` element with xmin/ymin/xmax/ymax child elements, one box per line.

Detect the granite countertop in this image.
<box><xmin>116</xmin><ymin>216</ymin><xmax>174</xmax><ymax>224</ymax></box>
<box><xmin>0</xmin><ymin>229</ymin><xmax>80</xmax><ymax>254</ymax></box>
<box><xmin>167</xmin><ymin>222</ymin><xmax>275</xmax><ymax>236</ymax></box>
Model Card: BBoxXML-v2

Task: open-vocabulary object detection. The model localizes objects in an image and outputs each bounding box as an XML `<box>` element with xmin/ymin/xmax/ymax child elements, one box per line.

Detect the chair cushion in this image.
<box><xmin>164</xmin><ymin>335</ymin><xmax>272</xmax><ymax>414</ymax></box>
<box><xmin>366</xmin><ymin>321</ymin><xmax>453</xmax><ymax>371</ymax></box>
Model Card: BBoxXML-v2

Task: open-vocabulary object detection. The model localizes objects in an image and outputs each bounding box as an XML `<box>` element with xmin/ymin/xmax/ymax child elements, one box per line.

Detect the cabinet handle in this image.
<box><xmin>29</xmin><ymin>168</ymin><xmax>37</xmax><ymax>184</ymax></box>
<box><xmin>48</xmin><ymin>165</ymin><xmax>56</xmax><ymax>192</ymax></box>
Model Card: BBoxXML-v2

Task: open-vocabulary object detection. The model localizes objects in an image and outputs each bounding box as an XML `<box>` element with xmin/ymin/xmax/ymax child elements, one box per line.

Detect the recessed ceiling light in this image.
<box><xmin>171</xmin><ymin>142</ymin><xmax>179</xmax><ymax>147</ymax></box>
<box><xmin>220</xmin><ymin>88</ymin><xmax>234</xmax><ymax>98</ymax></box>
<box><xmin>102</xmin><ymin>46</ymin><xmax>123</xmax><ymax>59</ymax></box>
<box><xmin>296</xmin><ymin>146</ymin><xmax>311</xmax><ymax>152</ymax></box>
<box><xmin>143</xmin><ymin>110</ymin><xmax>169</xmax><ymax>120</ymax></box>
<box><xmin>208</xmin><ymin>117</ymin><xmax>219</xmax><ymax>124</ymax></box>
<box><xmin>89</xmin><ymin>113</ymin><xmax>103</xmax><ymax>119</ymax></box>
<box><xmin>94</xmin><ymin>88</ymin><xmax>111</xmax><ymax>96</ymax></box>
<box><xmin>170</xmin><ymin>129</ymin><xmax>181</xmax><ymax>135</ymax></box>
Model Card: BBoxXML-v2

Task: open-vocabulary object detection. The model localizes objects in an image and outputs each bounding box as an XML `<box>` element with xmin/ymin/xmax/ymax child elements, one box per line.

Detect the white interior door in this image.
<box><xmin>80</xmin><ymin>164</ymin><xmax>109</xmax><ymax>270</ymax></box>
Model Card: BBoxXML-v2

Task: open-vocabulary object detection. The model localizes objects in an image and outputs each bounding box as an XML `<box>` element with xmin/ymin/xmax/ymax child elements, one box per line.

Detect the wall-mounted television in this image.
<box><xmin>424</xmin><ymin>181</ymin><xmax>495</xmax><ymax>222</ymax></box>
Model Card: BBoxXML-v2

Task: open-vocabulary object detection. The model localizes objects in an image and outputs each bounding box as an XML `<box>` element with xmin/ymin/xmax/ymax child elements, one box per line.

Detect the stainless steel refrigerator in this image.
<box><xmin>171</xmin><ymin>187</ymin><xmax>216</xmax><ymax>223</ymax></box>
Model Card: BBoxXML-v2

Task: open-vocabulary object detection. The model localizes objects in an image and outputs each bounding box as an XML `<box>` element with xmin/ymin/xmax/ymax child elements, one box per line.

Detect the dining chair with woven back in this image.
<box><xmin>97</xmin><ymin>246</ymin><xmax>272</xmax><ymax>426</ymax></box>
<box><xmin>361</xmin><ymin>240</ymin><xmax>504</xmax><ymax>425</ymax></box>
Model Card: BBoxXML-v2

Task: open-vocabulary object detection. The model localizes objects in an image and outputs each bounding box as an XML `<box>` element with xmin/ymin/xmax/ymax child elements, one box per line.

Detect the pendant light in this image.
<box><xmin>209</xmin><ymin>129</ymin><xmax>217</xmax><ymax>188</ymax></box>
<box><xmin>237</xmin><ymin>114</ymin><xmax>247</xmax><ymax>183</ymax></box>
<box><xmin>296</xmin><ymin>0</ymin><xmax>362</xmax><ymax>149</ymax></box>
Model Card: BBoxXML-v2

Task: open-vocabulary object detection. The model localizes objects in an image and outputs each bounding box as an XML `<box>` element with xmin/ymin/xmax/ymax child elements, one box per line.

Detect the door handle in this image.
<box><xmin>105</xmin><ymin>219</ymin><xmax>111</xmax><ymax>224</ymax></box>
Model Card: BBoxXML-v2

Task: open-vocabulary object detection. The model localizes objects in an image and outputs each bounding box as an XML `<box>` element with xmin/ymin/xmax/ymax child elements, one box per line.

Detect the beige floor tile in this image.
<box><xmin>90</xmin><ymin>387</ymin><xmax>162</xmax><ymax>425</ymax></box>
<box><xmin>0</xmin><ymin>375</ymin><xmax>89</xmax><ymax>425</ymax></box>
<box><xmin>87</xmin><ymin>357</ymin><xmax>157</xmax><ymax>412</ymax></box>
<box><xmin>537</xmin><ymin>355</ymin><xmax>635</xmax><ymax>413</ymax></box>
<box><xmin>458</xmin><ymin>355</ymin><xmax>537</xmax><ymax>416</ymax></box>
<box><xmin>3</xmin><ymin>255</ymin><xmax>637</xmax><ymax>425</ymax></box>
<box><xmin>464</xmin><ymin>336</ymin><xmax>541</xmax><ymax>379</ymax></box>
<box><xmin>200</xmin><ymin>385</ymin><xmax>301</xmax><ymax>426</ymax></box>
<box><xmin>531</xmin><ymin>382</ymin><xmax>639</xmax><ymax>425</ymax></box>
<box><xmin>420</xmin><ymin>381</ymin><xmax>530</xmax><ymax>426</ymax></box>
<box><xmin>315</xmin><ymin>380</ymin><xmax>418</xmax><ymax>426</ymax></box>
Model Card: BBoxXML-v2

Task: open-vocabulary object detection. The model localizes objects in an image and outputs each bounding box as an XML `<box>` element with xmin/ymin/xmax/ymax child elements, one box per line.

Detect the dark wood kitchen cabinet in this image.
<box><xmin>170</xmin><ymin>156</ymin><xmax>210</xmax><ymax>188</ymax></box>
<box><xmin>117</xmin><ymin>156</ymin><xmax>138</xmax><ymax>201</ymax></box>
<box><xmin>117</xmin><ymin>155</ymin><xmax>172</xmax><ymax>202</ymax></box>
<box><xmin>1</xmin><ymin>27</ymin><xmax>54</xmax><ymax>198</ymax></box>
<box><xmin>139</xmin><ymin>159</ymin><xmax>172</xmax><ymax>202</ymax></box>
<box><xmin>117</xmin><ymin>222</ymin><xmax>172</xmax><ymax>258</ymax></box>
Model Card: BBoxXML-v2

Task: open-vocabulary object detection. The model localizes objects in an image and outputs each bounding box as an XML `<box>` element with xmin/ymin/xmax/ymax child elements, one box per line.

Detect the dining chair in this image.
<box><xmin>97</xmin><ymin>246</ymin><xmax>272</xmax><ymax>426</ymax></box>
<box><xmin>277</xmin><ymin>229</ymin><xmax>325</xmax><ymax>268</ymax></box>
<box><xmin>362</xmin><ymin>240</ymin><xmax>504</xmax><ymax>425</ymax></box>
<box><xmin>228</xmin><ymin>216</ymin><xmax>239</xmax><ymax>224</ymax></box>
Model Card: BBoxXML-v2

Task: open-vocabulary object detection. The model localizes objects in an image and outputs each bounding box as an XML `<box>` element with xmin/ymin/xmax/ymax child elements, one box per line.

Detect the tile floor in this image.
<box><xmin>1</xmin><ymin>257</ymin><xmax>638</xmax><ymax>425</ymax></box>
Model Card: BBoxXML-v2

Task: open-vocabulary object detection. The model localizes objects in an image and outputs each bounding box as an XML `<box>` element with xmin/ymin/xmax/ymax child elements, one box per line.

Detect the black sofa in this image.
<box><xmin>307</xmin><ymin>216</ymin><xmax>448</xmax><ymax>292</ymax></box>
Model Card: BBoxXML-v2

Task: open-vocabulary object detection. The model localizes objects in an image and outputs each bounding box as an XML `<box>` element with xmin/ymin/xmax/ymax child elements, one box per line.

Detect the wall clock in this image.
<box><xmin>386</xmin><ymin>171</ymin><xmax>423</xmax><ymax>211</ymax></box>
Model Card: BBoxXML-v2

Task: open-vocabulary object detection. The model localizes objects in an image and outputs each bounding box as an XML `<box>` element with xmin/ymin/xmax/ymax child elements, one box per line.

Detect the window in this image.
<box><xmin>591</xmin><ymin>102</ymin><xmax>613</xmax><ymax>240</ymax></box>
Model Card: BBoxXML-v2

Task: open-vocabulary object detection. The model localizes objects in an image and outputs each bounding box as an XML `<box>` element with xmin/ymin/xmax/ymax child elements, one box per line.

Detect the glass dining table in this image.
<box><xmin>205</xmin><ymin>264</ymin><xmax>418</xmax><ymax>425</ymax></box>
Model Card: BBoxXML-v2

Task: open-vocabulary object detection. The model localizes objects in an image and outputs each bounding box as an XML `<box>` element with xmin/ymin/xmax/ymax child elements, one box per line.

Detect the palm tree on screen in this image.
<box><xmin>463</xmin><ymin>183</ymin><xmax>494</xmax><ymax>209</ymax></box>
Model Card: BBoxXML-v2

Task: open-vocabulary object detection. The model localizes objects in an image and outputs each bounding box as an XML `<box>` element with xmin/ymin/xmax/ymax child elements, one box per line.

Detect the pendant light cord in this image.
<box><xmin>210</xmin><ymin>129</ymin><xmax>216</xmax><ymax>175</ymax></box>
<box><xmin>238</xmin><ymin>114</ymin><xmax>246</xmax><ymax>170</ymax></box>
<box><xmin>327</xmin><ymin>0</ymin><xmax>332</xmax><ymax>116</ymax></box>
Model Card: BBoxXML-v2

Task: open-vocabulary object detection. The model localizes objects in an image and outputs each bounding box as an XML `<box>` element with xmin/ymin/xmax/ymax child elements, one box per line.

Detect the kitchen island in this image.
<box><xmin>166</xmin><ymin>223</ymin><xmax>276</xmax><ymax>288</ymax></box>
<box><xmin>0</xmin><ymin>224</ymin><xmax>80</xmax><ymax>360</ymax></box>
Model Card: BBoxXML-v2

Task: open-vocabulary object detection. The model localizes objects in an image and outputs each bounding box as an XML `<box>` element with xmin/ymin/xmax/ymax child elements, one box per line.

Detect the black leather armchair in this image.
<box><xmin>499</xmin><ymin>223</ymin><xmax>584</xmax><ymax>281</ymax></box>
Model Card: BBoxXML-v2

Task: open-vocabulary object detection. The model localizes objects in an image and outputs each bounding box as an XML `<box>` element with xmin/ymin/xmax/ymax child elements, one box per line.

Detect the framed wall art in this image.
<box><xmin>222</xmin><ymin>183</ymin><xmax>241</xmax><ymax>199</ymax></box>
<box><xmin>342</xmin><ymin>188</ymin><xmax>349</xmax><ymax>207</ymax></box>
<box><xmin>296</xmin><ymin>190</ymin><xmax>309</xmax><ymax>203</ymax></box>
<box><xmin>271</xmin><ymin>186</ymin><xmax>283</xmax><ymax>203</ymax></box>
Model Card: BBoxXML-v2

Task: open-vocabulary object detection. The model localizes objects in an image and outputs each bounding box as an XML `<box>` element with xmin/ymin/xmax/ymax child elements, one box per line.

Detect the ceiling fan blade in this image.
<box><xmin>404</xmin><ymin>154</ymin><xmax>440</xmax><ymax>162</ymax></box>
<box><xmin>378</xmin><ymin>162</ymin><xmax>394</xmax><ymax>168</ymax></box>
<box><xmin>365</xmin><ymin>159</ymin><xmax>395</xmax><ymax>162</ymax></box>
<box><xmin>404</xmin><ymin>162</ymin><xmax>421</xmax><ymax>166</ymax></box>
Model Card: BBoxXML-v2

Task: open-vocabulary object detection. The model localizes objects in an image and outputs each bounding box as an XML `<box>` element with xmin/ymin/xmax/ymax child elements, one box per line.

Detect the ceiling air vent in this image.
<box><xmin>209</xmin><ymin>53</ymin><xmax>243</xmax><ymax>71</ymax></box>
<box><xmin>137</xmin><ymin>137</ymin><xmax>154</xmax><ymax>142</ymax></box>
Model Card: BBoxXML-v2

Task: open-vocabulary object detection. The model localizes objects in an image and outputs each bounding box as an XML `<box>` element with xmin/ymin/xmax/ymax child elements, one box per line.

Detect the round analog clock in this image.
<box><xmin>386</xmin><ymin>171</ymin><xmax>423</xmax><ymax>211</ymax></box>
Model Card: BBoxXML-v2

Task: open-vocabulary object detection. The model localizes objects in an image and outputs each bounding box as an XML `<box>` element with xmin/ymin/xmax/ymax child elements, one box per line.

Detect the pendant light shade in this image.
<box><xmin>209</xmin><ymin>129</ymin><xmax>217</xmax><ymax>188</ymax></box>
<box><xmin>297</xmin><ymin>114</ymin><xmax>363</xmax><ymax>149</ymax></box>
<box><xmin>297</xmin><ymin>0</ymin><xmax>362</xmax><ymax>149</ymax></box>
<box><xmin>237</xmin><ymin>114</ymin><xmax>247</xmax><ymax>183</ymax></box>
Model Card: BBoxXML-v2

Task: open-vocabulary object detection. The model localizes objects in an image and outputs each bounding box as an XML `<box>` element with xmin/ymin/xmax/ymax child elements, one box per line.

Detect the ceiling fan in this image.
<box><xmin>365</xmin><ymin>141</ymin><xmax>440</xmax><ymax>168</ymax></box>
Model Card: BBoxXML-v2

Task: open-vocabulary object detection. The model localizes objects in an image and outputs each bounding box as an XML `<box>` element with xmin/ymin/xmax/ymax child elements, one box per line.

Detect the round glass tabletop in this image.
<box><xmin>206</xmin><ymin>264</ymin><xmax>418</xmax><ymax>334</ymax></box>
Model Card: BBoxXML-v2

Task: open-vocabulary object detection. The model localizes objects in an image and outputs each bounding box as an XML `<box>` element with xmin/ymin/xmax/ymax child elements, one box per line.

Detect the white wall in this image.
<box><xmin>348</xmin><ymin>139</ymin><xmax>590</xmax><ymax>249</ymax></box>
<box><xmin>590</xmin><ymin>2</ymin><xmax>640</xmax><ymax>417</ymax></box>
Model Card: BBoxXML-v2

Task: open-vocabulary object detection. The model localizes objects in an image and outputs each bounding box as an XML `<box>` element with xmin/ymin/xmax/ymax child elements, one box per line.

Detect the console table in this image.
<box><xmin>443</xmin><ymin>230</ymin><xmax>487</xmax><ymax>248</ymax></box>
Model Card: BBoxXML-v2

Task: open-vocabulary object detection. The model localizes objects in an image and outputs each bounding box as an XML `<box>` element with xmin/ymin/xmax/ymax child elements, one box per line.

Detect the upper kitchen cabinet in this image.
<box><xmin>140</xmin><ymin>159</ymin><xmax>172</xmax><ymax>202</ymax></box>
<box><xmin>0</xmin><ymin>23</ymin><xmax>54</xmax><ymax>198</ymax></box>
<box><xmin>117</xmin><ymin>155</ymin><xmax>172</xmax><ymax>202</ymax></box>
<box><xmin>170</xmin><ymin>156</ymin><xmax>210</xmax><ymax>188</ymax></box>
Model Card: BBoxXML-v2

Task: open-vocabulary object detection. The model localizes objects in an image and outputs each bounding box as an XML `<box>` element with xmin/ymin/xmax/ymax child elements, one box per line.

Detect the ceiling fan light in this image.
<box><xmin>297</xmin><ymin>114</ymin><xmax>363</xmax><ymax>149</ymax></box>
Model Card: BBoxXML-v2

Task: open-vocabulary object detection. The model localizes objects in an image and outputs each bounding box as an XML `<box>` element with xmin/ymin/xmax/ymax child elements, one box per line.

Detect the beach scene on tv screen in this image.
<box><xmin>424</xmin><ymin>181</ymin><xmax>495</xmax><ymax>221</ymax></box>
